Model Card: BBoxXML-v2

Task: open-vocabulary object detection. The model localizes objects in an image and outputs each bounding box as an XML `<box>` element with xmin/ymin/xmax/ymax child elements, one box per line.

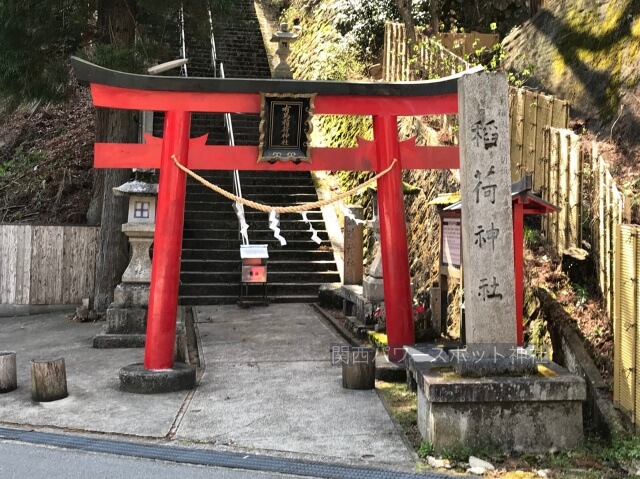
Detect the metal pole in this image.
<box><xmin>144</xmin><ymin>110</ymin><xmax>191</xmax><ymax>370</ymax></box>
<box><xmin>373</xmin><ymin>115</ymin><xmax>414</xmax><ymax>362</ymax></box>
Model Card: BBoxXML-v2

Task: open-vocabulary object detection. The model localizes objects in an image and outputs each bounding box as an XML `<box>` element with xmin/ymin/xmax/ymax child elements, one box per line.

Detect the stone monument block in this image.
<box><xmin>458</xmin><ymin>71</ymin><xmax>517</xmax><ymax>360</ymax></box>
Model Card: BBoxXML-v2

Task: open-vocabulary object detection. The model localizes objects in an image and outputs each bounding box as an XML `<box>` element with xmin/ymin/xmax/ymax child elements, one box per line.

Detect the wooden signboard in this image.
<box><xmin>258</xmin><ymin>93</ymin><xmax>315</xmax><ymax>163</ymax></box>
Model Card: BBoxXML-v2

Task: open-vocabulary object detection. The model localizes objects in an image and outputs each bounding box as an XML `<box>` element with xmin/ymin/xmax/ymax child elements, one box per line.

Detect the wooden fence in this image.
<box><xmin>591</xmin><ymin>148</ymin><xmax>630</xmax><ymax>320</ymax></box>
<box><xmin>539</xmin><ymin>128</ymin><xmax>582</xmax><ymax>254</ymax></box>
<box><xmin>614</xmin><ymin>223</ymin><xmax>640</xmax><ymax>429</ymax></box>
<box><xmin>0</xmin><ymin>225</ymin><xmax>100</xmax><ymax>305</ymax></box>
<box><xmin>509</xmin><ymin>89</ymin><xmax>569</xmax><ymax>187</ymax></box>
<box><xmin>383</xmin><ymin>22</ymin><xmax>470</xmax><ymax>81</ymax></box>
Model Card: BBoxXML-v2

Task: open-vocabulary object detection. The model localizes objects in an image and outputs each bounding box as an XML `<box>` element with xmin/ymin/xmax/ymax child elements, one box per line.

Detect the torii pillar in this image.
<box><xmin>119</xmin><ymin>110</ymin><xmax>197</xmax><ymax>393</ymax></box>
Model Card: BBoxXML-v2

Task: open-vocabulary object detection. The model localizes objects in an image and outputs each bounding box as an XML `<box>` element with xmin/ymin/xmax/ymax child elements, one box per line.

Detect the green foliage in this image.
<box><xmin>602</xmin><ymin>435</ymin><xmax>640</xmax><ymax>464</ymax></box>
<box><xmin>334</xmin><ymin>0</ymin><xmax>430</xmax><ymax>62</ymax></box>
<box><xmin>0</xmin><ymin>1</ymin><xmax>90</xmax><ymax>104</ymax></box>
<box><xmin>440</xmin><ymin>439</ymin><xmax>502</xmax><ymax>462</ymax></box>
<box><xmin>524</xmin><ymin>226</ymin><xmax>540</xmax><ymax>248</ymax></box>
<box><xmin>0</xmin><ymin>0</ymin><xmax>232</xmax><ymax>105</ymax></box>
<box><xmin>572</xmin><ymin>283</ymin><xmax>589</xmax><ymax>308</ymax></box>
<box><xmin>417</xmin><ymin>441</ymin><xmax>434</xmax><ymax>458</ymax></box>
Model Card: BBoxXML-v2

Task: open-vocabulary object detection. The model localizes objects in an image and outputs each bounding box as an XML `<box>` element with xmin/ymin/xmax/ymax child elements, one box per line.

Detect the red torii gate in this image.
<box><xmin>72</xmin><ymin>57</ymin><xmax>473</xmax><ymax>369</ymax></box>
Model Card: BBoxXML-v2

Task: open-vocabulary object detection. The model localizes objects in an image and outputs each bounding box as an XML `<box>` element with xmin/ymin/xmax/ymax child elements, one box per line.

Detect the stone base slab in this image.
<box><xmin>318</xmin><ymin>284</ymin><xmax>374</xmax><ymax>325</ymax></box>
<box><xmin>375</xmin><ymin>355</ymin><xmax>406</xmax><ymax>382</ymax></box>
<box><xmin>105</xmin><ymin>308</ymin><xmax>147</xmax><ymax>334</ymax></box>
<box><xmin>408</xmin><ymin>347</ymin><xmax>587</xmax><ymax>453</ymax></box>
<box><xmin>119</xmin><ymin>362</ymin><xmax>196</xmax><ymax>394</ymax></box>
<box><xmin>93</xmin><ymin>332</ymin><xmax>145</xmax><ymax>349</ymax></box>
<box><xmin>362</xmin><ymin>276</ymin><xmax>384</xmax><ymax>302</ymax></box>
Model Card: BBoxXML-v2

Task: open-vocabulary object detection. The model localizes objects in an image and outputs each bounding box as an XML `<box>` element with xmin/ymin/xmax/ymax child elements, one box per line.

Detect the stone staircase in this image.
<box><xmin>171</xmin><ymin>0</ymin><xmax>340</xmax><ymax>305</ymax></box>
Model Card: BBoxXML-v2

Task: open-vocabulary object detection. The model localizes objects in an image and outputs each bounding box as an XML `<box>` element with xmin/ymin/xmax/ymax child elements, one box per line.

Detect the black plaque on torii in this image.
<box><xmin>258</xmin><ymin>93</ymin><xmax>315</xmax><ymax>163</ymax></box>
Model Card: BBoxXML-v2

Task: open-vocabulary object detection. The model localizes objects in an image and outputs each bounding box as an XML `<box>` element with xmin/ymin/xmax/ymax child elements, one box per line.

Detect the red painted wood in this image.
<box><xmin>95</xmin><ymin>135</ymin><xmax>459</xmax><ymax>171</ymax></box>
<box><xmin>90</xmin><ymin>84</ymin><xmax>458</xmax><ymax>116</ymax></box>
<box><xmin>144</xmin><ymin>111</ymin><xmax>191</xmax><ymax>370</ymax></box>
<box><xmin>513</xmin><ymin>202</ymin><xmax>525</xmax><ymax>346</ymax></box>
<box><xmin>399</xmin><ymin>140</ymin><xmax>459</xmax><ymax>170</ymax></box>
<box><xmin>373</xmin><ymin>115</ymin><xmax>415</xmax><ymax>362</ymax></box>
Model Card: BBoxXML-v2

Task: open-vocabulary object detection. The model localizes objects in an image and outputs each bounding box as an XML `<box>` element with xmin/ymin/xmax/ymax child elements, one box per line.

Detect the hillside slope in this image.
<box><xmin>0</xmin><ymin>85</ymin><xmax>94</xmax><ymax>224</ymax></box>
<box><xmin>503</xmin><ymin>0</ymin><xmax>640</xmax><ymax>171</ymax></box>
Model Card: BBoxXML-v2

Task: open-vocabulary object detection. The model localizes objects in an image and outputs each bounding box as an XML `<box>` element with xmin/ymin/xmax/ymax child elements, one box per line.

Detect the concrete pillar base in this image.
<box><xmin>119</xmin><ymin>362</ymin><xmax>196</xmax><ymax>394</ymax></box>
<box><xmin>406</xmin><ymin>347</ymin><xmax>587</xmax><ymax>453</ymax></box>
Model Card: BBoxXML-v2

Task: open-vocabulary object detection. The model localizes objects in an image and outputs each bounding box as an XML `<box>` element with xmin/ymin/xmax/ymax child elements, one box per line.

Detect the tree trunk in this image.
<box><xmin>395</xmin><ymin>0</ymin><xmax>417</xmax><ymax>49</ymax></box>
<box><xmin>342</xmin><ymin>347</ymin><xmax>376</xmax><ymax>390</ymax></box>
<box><xmin>0</xmin><ymin>352</ymin><xmax>17</xmax><ymax>393</ymax></box>
<box><xmin>429</xmin><ymin>0</ymin><xmax>440</xmax><ymax>34</ymax></box>
<box><xmin>93</xmin><ymin>108</ymin><xmax>137</xmax><ymax>311</ymax></box>
<box><xmin>30</xmin><ymin>358</ymin><xmax>68</xmax><ymax>402</ymax></box>
<box><xmin>92</xmin><ymin>0</ymin><xmax>139</xmax><ymax>311</ymax></box>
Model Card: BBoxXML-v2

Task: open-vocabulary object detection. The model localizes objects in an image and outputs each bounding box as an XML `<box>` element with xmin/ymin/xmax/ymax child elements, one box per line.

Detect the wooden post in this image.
<box><xmin>30</xmin><ymin>358</ymin><xmax>68</xmax><ymax>402</ymax></box>
<box><xmin>0</xmin><ymin>352</ymin><xmax>17</xmax><ymax>393</ymax></box>
<box><xmin>343</xmin><ymin>205</ymin><xmax>364</xmax><ymax>285</ymax></box>
<box><xmin>430</xmin><ymin>286</ymin><xmax>442</xmax><ymax>335</ymax></box>
<box><xmin>342</xmin><ymin>346</ymin><xmax>376</xmax><ymax>390</ymax></box>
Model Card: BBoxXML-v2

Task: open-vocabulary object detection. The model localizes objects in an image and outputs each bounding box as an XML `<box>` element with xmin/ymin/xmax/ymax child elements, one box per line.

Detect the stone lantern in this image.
<box><xmin>116</xmin><ymin>181</ymin><xmax>158</xmax><ymax>283</ymax></box>
<box><xmin>270</xmin><ymin>23</ymin><xmax>300</xmax><ymax>79</ymax></box>
<box><xmin>93</xmin><ymin>180</ymin><xmax>158</xmax><ymax>349</ymax></box>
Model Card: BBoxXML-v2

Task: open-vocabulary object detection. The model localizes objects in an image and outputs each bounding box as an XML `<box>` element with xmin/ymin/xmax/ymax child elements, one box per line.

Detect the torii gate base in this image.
<box><xmin>72</xmin><ymin>58</ymin><xmax>478</xmax><ymax>393</ymax></box>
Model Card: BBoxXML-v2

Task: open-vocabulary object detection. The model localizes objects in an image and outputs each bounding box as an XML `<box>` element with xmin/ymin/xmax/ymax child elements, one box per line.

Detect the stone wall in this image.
<box><xmin>502</xmin><ymin>0</ymin><xmax>640</xmax><ymax>159</ymax></box>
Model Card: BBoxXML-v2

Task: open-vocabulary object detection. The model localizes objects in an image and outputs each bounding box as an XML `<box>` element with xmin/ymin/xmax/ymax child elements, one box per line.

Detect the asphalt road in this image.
<box><xmin>0</xmin><ymin>440</ymin><xmax>309</xmax><ymax>479</ymax></box>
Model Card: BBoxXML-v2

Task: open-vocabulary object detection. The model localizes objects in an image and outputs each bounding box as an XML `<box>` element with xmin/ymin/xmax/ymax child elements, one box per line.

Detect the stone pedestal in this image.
<box><xmin>406</xmin><ymin>347</ymin><xmax>586</xmax><ymax>453</ymax></box>
<box><xmin>94</xmin><ymin>284</ymin><xmax>149</xmax><ymax>348</ymax></box>
<box><xmin>93</xmin><ymin>223</ymin><xmax>154</xmax><ymax>349</ymax></box>
<box><xmin>121</xmin><ymin>223</ymin><xmax>154</xmax><ymax>283</ymax></box>
<box><xmin>363</xmin><ymin>220</ymin><xmax>384</xmax><ymax>302</ymax></box>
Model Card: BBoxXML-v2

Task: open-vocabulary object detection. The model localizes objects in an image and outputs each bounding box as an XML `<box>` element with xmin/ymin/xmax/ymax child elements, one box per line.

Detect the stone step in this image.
<box><xmin>186</xmin><ymin>192</ymin><xmax>320</xmax><ymax>202</ymax></box>
<box><xmin>181</xmin><ymin>248</ymin><xmax>335</xmax><ymax>261</ymax></box>
<box><xmin>182</xmin><ymin>228</ymin><xmax>329</xmax><ymax>241</ymax></box>
<box><xmin>185</xmin><ymin>202</ymin><xmax>322</xmax><ymax>213</ymax></box>
<box><xmin>178</xmin><ymin>294</ymin><xmax>319</xmax><ymax>305</ymax></box>
<box><xmin>179</xmin><ymin>282</ymin><xmax>324</xmax><ymax>297</ymax></box>
<box><xmin>183</xmin><ymin>210</ymin><xmax>323</xmax><ymax>221</ymax></box>
<box><xmin>180</xmin><ymin>259</ymin><xmax>337</xmax><ymax>272</ymax></box>
<box><xmin>180</xmin><ymin>271</ymin><xmax>341</xmax><ymax>284</ymax></box>
<box><xmin>181</xmin><ymin>238</ymin><xmax>332</xmax><ymax>250</ymax></box>
<box><xmin>182</xmin><ymin>218</ymin><xmax>329</xmax><ymax>231</ymax></box>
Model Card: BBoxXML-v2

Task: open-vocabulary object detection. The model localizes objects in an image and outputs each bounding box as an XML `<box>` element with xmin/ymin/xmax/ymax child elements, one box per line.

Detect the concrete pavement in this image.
<box><xmin>0</xmin><ymin>303</ymin><xmax>416</xmax><ymax>470</ymax></box>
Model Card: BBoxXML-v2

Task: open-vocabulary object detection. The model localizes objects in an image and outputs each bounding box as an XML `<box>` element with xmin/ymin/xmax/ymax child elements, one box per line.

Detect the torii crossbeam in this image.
<box><xmin>72</xmin><ymin>57</ymin><xmax>477</xmax><ymax>370</ymax></box>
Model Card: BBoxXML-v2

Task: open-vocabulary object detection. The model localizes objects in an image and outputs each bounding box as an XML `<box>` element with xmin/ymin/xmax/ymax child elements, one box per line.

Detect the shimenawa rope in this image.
<box><xmin>171</xmin><ymin>155</ymin><xmax>397</xmax><ymax>214</ymax></box>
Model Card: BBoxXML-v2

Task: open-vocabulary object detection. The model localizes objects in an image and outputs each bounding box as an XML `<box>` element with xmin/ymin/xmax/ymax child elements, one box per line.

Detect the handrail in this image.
<box><xmin>179</xmin><ymin>6</ymin><xmax>188</xmax><ymax>77</ymax></box>
<box><xmin>207</xmin><ymin>5</ymin><xmax>217</xmax><ymax>77</ymax></box>
<box><xmin>220</xmin><ymin>64</ymin><xmax>249</xmax><ymax>246</ymax></box>
<box><xmin>206</xmin><ymin>5</ymin><xmax>248</xmax><ymax>246</ymax></box>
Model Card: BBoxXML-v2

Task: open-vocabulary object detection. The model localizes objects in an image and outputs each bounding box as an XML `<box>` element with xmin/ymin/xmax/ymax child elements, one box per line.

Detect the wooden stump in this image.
<box><xmin>342</xmin><ymin>346</ymin><xmax>376</xmax><ymax>390</ymax></box>
<box><xmin>0</xmin><ymin>352</ymin><xmax>17</xmax><ymax>393</ymax></box>
<box><xmin>30</xmin><ymin>358</ymin><xmax>68</xmax><ymax>402</ymax></box>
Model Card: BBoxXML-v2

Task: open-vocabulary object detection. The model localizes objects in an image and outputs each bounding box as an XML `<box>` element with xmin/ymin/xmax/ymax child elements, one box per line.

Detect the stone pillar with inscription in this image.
<box><xmin>343</xmin><ymin>205</ymin><xmax>364</xmax><ymax>285</ymax></box>
<box><xmin>455</xmin><ymin>72</ymin><xmax>534</xmax><ymax>375</ymax></box>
